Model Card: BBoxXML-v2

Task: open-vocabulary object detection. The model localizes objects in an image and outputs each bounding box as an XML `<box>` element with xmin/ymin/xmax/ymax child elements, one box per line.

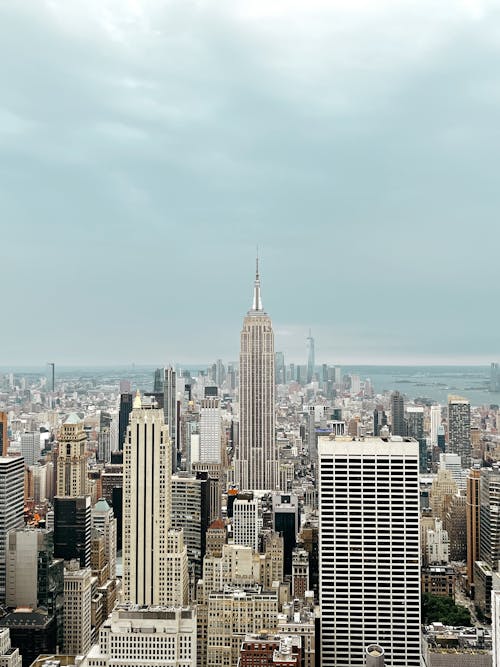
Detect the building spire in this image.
<box><xmin>252</xmin><ymin>251</ymin><xmax>263</xmax><ymax>311</ymax></box>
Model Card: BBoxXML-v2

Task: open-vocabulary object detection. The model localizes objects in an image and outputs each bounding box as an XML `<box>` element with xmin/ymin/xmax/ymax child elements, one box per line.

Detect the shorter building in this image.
<box><xmin>0</xmin><ymin>628</ymin><xmax>22</xmax><ymax>667</ymax></box>
<box><xmin>83</xmin><ymin>603</ymin><xmax>197</xmax><ymax>667</ymax></box>
<box><xmin>0</xmin><ymin>611</ymin><xmax>57</xmax><ymax>667</ymax></box>
<box><xmin>423</xmin><ymin>623</ymin><xmax>491</xmax><ymax>667</ymax></box>
<box><xmin>474</xmin><ymin>561</ymin><xmax>494</xmax><ymax>621</ymax></box>
<box><xmin>63</xmin><ymin>560</ymin><xmax>92</xmax><ymax>656</ymax></box>
<box><xmin>421</xmin><ymin>566</ymin><xmax>456</xmax><ymax>599</ymax></box>
<box><xmin>238</xmin><ymin>634</ymin><xmax>301</xmax><ymax>666</ymax></box>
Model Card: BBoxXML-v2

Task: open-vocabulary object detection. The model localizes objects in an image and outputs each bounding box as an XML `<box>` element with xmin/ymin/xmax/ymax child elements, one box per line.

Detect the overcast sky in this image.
<box><xmin>1</xmin><ymin>0</ymin><xmax>500</xmax><ymax>366</ymax></box>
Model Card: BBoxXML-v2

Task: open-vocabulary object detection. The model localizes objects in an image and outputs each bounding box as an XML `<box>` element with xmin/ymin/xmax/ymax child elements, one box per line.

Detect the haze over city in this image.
<box><xmin>2</xmin><ymin>0</ymin><xmax>500</xmax><ymax>365</ymax></box>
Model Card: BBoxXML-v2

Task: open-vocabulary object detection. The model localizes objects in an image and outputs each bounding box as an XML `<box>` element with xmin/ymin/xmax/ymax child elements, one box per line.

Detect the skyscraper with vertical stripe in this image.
<box><xmin>122</xmin><ymin>393</ymin><xmax>188</xmax><ymax>606</ymax></box>
<box><xmin>235</xmin><ymin>260</ymin><xmax>278</xmax><ymax>491</ymax></box>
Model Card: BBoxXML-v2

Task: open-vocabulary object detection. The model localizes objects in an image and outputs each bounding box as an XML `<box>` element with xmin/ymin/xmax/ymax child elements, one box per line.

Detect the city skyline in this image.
<box><xmin>2</xmin><ymin>1</ymin><xmax>500</xmax><ymax>366</ymax></box>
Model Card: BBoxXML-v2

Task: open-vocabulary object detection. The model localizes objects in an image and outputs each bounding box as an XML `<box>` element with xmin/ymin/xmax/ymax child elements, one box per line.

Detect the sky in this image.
<box><xmin>1</xmin><ymin>0</ymin><xmax>500</xmax><ymax>366</ymax></box>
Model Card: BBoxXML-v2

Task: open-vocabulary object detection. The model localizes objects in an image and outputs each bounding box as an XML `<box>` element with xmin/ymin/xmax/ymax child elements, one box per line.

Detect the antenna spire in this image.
<box><xmin>252</xmin><ymin>250</ymin><xmax>263</xmax><ymax>311</ymax></box>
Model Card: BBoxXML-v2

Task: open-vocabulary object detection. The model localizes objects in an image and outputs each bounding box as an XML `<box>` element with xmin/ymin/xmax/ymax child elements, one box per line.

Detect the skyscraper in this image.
<box><xmin>318</xmin><ymin>435</ymin><xmax>421</xmax><ymax>666</ymax></box>
<box><xmin>56</xmin><ymin>413</ymin><xmax>87</xmax><ymax>497</ymax></box>
<box><xmin>430</xmin><ymin>405</ymin><xmax>442</xmax><ymax>447</ymax></box>
<box><xmin>448</xmin><ymin>395</ymin><xmax>471</xmax><ymax>468</ymax></box>
<box><xmin>0</xmin><ymin>456</ymin><xmax>24</xmax><ymax>604</ymax></box>
<box><xmin>390</xmin><ymin>391</ymin><xmax>405</xmax><ymax>436</ymax></box>
<box><xmin>20</xmin><ymin>431</ymin><xmax>40</xmax><ymax>467</ymax></box>
<box><xmin>306</xmin><ymin>330</ymin><xmax>315</xmax><ymax>384</ymax></box>
<box><xmin>54</xmin><ymin>495</ymin><xmax>91</xmax><ymax>568</ymax></box>
<box><xmin>198</xmin><ymin>397</ymin><xmax>223</xmax><ymax>464</ymax></box>
<box><xmin>0</xmin><ymin>412</ymin><xmax>8</xmax><ymax>456</ymax></box>
<box><xmin>118</xmin><ymin>392</ymin><xmax>133</xmax><ymax>451</ymax></box>
<box><xmin>122</xmin><ymin>392</ymin><xmax>188</xmax><ymax>606</ymax></box>
<box><xmin>235</xmin><ymin>260</ymin><xmax>278</xmax><ymax>491</ymax></box>
<box><xmin>154</xmin><ymin>366</ymin><xmax>178</xmax><ymax>472</ymax></box>
<box><xmin>466</xmin><ymin>467</ymin><xmax>481</xmax><ymax>595</ymax></box>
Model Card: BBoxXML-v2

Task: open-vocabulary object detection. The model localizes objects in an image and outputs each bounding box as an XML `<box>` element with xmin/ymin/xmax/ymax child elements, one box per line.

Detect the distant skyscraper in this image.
<box><xmin>491</xmin><ymin>363</ymin><xmax>500</xmax><ymax>392</ymax></box>
<box><xmin>318</xmin><ymin>436</ymin><xmax>421</xmax><ymax>666</ymax></box>
<box><xmin>430</xmin><ymin>405</ymin><xmax>442</xmax><ymax>447</ymax></box>
<box><xmin>0</xmin><ymin>412</ymin><xmax>8</xmax><ymax>456</ymax></box>
<box><xmin>0</xmin><ymin>457</ymin><xmax>25</xmax><ymax>603</ymax></box>
<box><xmin>198</xmin><ymin>398</ymin><xmax>223</xmax><ymax>464</ymax></box>
<box><xmin>56</xmin><ymin>413</ymin><xmax>87</xmax><ymax>497</ymax></box>
<box><xmin>448</xmin><ymin>395</ymin><xmax>471</xmax><ymax>468</ymax></box>
<box><xmin>275</xmin><ymin>351</ymin><xmax>285</xmax><ymax>385</ymax></box>
<box><xmin>20</xmin><ymin>432</ymin><xmax>40</xmax><ymax>467</ymax></box>
<box><xmin>122</xmin><ymin>393</ymin><xmax>188</xmax><ymax>606</ymax></box>
<box><xmin>390</xmin><ymin>391</ymin><xmax>405</xmax><ymax>436</ymax></box>
<box><xmin>373</xmin><ymin>406</ymin><xmax>387</xmax><ymax>436</ymax></box>
<box><xmin>235</xmin><ymin>260</ymin><xmax>278</xmax><ymax>491</ymax></box>
<box><xmin>466</xmin><ymin>467</ymin><xmax>481</xmax><ymax>595</ymax></box>
<box><xmin>154</xmin><ymin>366</ymin><xmax>178</xmax><ymax>472</ymax></box>
<box><xmin>118</xmin><ymin>392</ymin><xmax>133</xmax><ymax>451</ymax></box>
<box><xmin>306</xmin><ymin>330</ymin><xmax>315</xmax><ymax>383</ymax></box>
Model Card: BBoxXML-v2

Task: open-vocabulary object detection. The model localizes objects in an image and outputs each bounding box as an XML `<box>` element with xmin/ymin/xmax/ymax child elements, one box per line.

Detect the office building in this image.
<box><xmin>440</xmin><ymin>452</ymin><xmax>466</xmax><ymax>490</ymax></box>
<box><xmin>0</xmin><ymin>411</ymin><xmax>7</xmax><ymax>456</ymax></box>
<box><xmin>466</xmin><ymin>467</ymin><xmax>481</xmax><ymax>595</ymax></box>
<box><xmin>20</xmin><ymin>432</ymin><xmax>40</xmax><ymax>468</ymax></box>
<box><xmin>54</xmin><ymin>495</ymin><xmax>91</xmax><ymax>568</ymax></box>
<box><xmin>122</xmin><ymin>392</ymin><xmax>188</xmax><ymax>607</ymax></box>
<box><xmin>239</xmin><ymin>634</ymin><xmax>301</xmax><ymax>667</ymax></box>
<box><xmin>448</xmin><ymin>396</ymin><xmax>471</xmax><ymax>468</ymax></box>
<box><xmin>235</xmin><ymin>260</ymin><xmax>278</xmax><ymax>491</ymax></box>
<box><xmin>306</xmin><ymin>330</ymin><xmax>315</xmax><ymax>383</ymax></box>
<box><xmin>206</xmin><ymin>587</ymin><xmax>278</xmax><ymax>667</ymax></box>
<box><xmin>318</xmin><ymin>435</ymin><xmax>420</xmax><ymax>666</ymax></box>
<box><xmin>272</xmin><ymin>493</ymin><xmax>299</xmax><ymax>575</ymax></box>
<box><xmin>233</xmin><ymin>496</ymin><xmax>259</xmax><ymax>552</ymax></box>
<box><xmin>56</xmin><ymin>413</ymin><xmax>87</xmax><ymax>497</ymax></box>
<box><xmin>198</xmin><ymin>397</ymin><xmax>223</xmax><ymax>464</ymax></box>
<box><xmin>154</xmin><ymin>366</ymin><xmax>178</xmax><ymax>472</ymax></box>
<box><xmin>390</xmin><ymin>392</ymin><xmax>405</xmax><ymax>436</ymax></box>
<box><xmin>0</xmin><ymin>456</ymin><xmax>24</xmax><ymax>603</ymax></box>
<box><xmin>92</xmin><ymin>498</ymin><xmax>117</xmax><ymax>581</ymax></box>
<box><xmin>430</xmin><ymin>405</ymin><xmax>442</xmax><ymax>447</ymax></box>
<box><xmin>493</xmin><ymin>589</ymin><xmax>500</xmax><ymax>667</ymax></box>
<box><xmin>373</xmin><ymin>406</ymin><xmax>387</xmax><ymax>437</ymax></box>
<box><xmin>118</xmin><ymin>392</ymin><xmax>133</xmax><ymax>452</ymax></box>
<box><xmin>0</xmin><ymin>628</ymin><xmax>22</xmax><ymax>667</ymax></box>
<box><xmin>85</xmin><ymin>603</ymin><xmax>197</xmax><ymax>667</ymax></box>
<box><xmin>63</xmin><ymin>559</ymin><xmax>92</xmax><ymax>656</ymax></box>
<box><xmin>6</xmin><ymin>527</ymin><xmax>64</xmax><ymax>617</ymax></box>
<box><xmin>0</xmin><ymin>611</ymin><xmax>57</xmax><ymax>667</ymax></box>
<box><xmin>406</xmin><ymin>407</ymin><xmax>426</xmax><ymax>472</ymax></box>
<box><xmin>275</xmin><ymin>351</ymin><xmax>285</xmax><ymax>385</ymax></box>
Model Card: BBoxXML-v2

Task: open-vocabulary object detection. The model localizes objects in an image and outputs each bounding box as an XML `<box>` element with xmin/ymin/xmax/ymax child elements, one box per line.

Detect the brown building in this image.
<box><xmin>205</xmin><ymin>518</ymin><xmax>227</xmax><ymax>558</ymax></box>
<box><xmin>239</xmin><ymin>634</ymin><xmax>301</xmax><ymax>667</ymax></box>
<box><xmin>421</xmin><ymin>566</ymin><xmax>456</xmax><ymax>599</ymax></box>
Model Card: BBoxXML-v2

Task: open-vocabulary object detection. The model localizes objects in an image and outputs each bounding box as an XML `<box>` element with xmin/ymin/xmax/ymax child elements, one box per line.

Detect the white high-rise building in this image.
<box><xmin>318</xmin><ymin>435</ymin><xmax>421</xmax><ymax>666</ymax></box>
<box><xmin>439</xmin><ymin>452</ymin><xmax>466</xmax><ymax>490</ymax></box>
<box><xmin>235</xmin><ymin>260</ymin><xmax>278</xmax><ymax>491</ymax></box>
<box><xmin>0</xmin><ymin>456</ymin><xmax>24</xmax><ymax>604</ymax></box>
<box><xmin>20</xmin><ymin>432</ymin><xmax>40</xmax><ymax>467</ymax></box>
<box><xmin>233</xmin><ymin>497</ymin><xmax>259</xmax><ymax>552</ymax></box>
<box><xmin>0</xmin><ymin>628</ymin><xmax>22</xmax><ymax>667</ymax></box>
<box><xmin>198</xmin><ymin>398</ymin><xmax>223</xmax><ymax>464</ymax></box>
<box><xmin>430</xmin><ymin>405</ymin><xmax>441</xmax><ymax>447</ymax></box>
<box><xmin>84</xmin><ymin>603</ymin><xmax>197</xmax><ymax>667</ymax></box>
<box><xmin>122</xmin><ymin>393</ymin><xmax>188</xmax><ymax>607</ymax></box>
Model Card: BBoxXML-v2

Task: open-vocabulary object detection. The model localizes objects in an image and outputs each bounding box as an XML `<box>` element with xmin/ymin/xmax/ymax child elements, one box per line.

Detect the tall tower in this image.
<box><xmin>448</xmin><ymin>395</ymin><xmax>471</xmax><ymax>468</ymax></box>
<box><xmin>0</xmin><ymin>412</ymin><xmax>8</xmax><ymax>456</ymax></box>
<box><xmin>154</xmin><ymin>366</ymin><xmax>178</xmax><ymax>472</ymax></box>
<box><xmin>318</xmin><ymin>435</ymin><xmax>421</xmax><ymax>666</ymax></box>
<box><xmin>0</xmin><ymin>457</ymin><xmax>24</xmax><ymax>604</ymax></box>
<box><xmin>235</xmin><ymin>259</ymin><xmax>278</xmax><ymax>491</ymax></box>
<box><xmin>466</xmin><ymin>467</ymin><xmax>481</xmax><ymax>595</ymax></box>
<box><xmin>430</xmin><ymin>405</ymin><xmax>442</xmax><ymax>447</ymax></box>
<box><xmin>390</xmin><ymin>391</ymin><xmax>405</xmax><ymax>436</ymax></box>
<box><xmin>122</xmin><ymin>393</ymin><xmax>188</xmax><ymax>606</ymax></box>
<box><xmin>56</xmin><ymin>413</ymin><xmax>87</xmax><ymax>497</ymax></box>
<box><xmin>306</xmin><ymin>330</ymin><xmax>315</xmax><ymax>383</ymax></box>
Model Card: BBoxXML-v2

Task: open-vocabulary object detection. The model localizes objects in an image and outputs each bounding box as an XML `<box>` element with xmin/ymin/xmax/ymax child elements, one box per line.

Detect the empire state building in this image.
<box><xmin>235</xmin><ymin>260</ymin><xmax>278</xmax><ymax>491</ymax></box>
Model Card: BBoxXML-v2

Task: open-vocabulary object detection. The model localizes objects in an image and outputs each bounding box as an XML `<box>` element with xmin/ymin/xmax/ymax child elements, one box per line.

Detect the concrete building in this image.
<box><xmin>63</xmin><ymin>560</ymin><xmax>92</xmax><ymax>656</ymax></box>
<box><xmin>430</xmin><ymin>405</ymin><xmax>442</xmax><ymax>448</ymax></box>
<box><xmin>425</xmin><ymin>518</ymin><xmax>450</xmax><ymax>565</ymax></box>
<box><xmin>20</xmin><ymin>432</ymin><xmax>40</xmax><ymax>467</ymax></box>
<box><xmin>206</xmin><ymin>587</ymin><xmax>279</xmax><ymax>667</ymax></box>
<box><xmin>0</xmin><ymin>412</ymin><xmax>8</xmax><ymax>457</ymax></box>
<box><xmin>0</xmin><ymin>456</ymin><xmax>24</xmax><ymax>604</ymax></box>
<box><xmin>122</xmin><ymin>393</ymin><xmax>188</xmax><ymax>607</ymax></box>
<box><xmin>235</xmin><ymin>260</ymin><xmax>278</xmax><ymax>491</ymax></box>
<box><xmin>467</xmin><ymin>467</ymin><xmax>481</xmax><ymax>595</ymax></box>
<box><xmin>91</xmin><ymin>498</ymin><xmax>117</xmax><ymax>581</ymax></box>
<box><xmin>0</xmin><ymin>628</ymin><xmax>22</xmax><ymax>667</ymax></box>
<box><xmin>84</xmin><ymin>603</ymin><xmax>197</xmax><ymax>667</ymax></box>
<box><xmin>238</xmin><ymin>634</ymin><xmax>301</xmax><ymax>666</ymax></box>
<box><xmin>56</xmin><ymin>413</ymin><xmax>87</xmax><ymax>497</ymax></box>
<box><xmin>318</xmin><ymin>435</ymin><xmax>420</xmax><ymax>666</ymax></box>
<box><xmin>440</xmin><ymin>453</ymin><xmax>466</xmax><ymax>490</ymax></box>
<box><xmin>198</xmin><ymin>398</ymin><xmax>223</xmax><ymax>464</ymax></box>
<box><xmin>233</xmin><ymin>496</ymin><xmax>259</xmax><ymax>552</ymax></box>
<box><xmin>390</xmin><ymin>391</ymin><xmax>405</xmax><ymax>436</ymax></box>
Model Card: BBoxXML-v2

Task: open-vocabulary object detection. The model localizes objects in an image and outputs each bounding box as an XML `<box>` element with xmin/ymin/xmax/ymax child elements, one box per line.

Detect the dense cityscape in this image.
<box><xmin>0</xmin><ymin>266</ymin><xmax>500</xmax><ymax>666</ymax></box>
